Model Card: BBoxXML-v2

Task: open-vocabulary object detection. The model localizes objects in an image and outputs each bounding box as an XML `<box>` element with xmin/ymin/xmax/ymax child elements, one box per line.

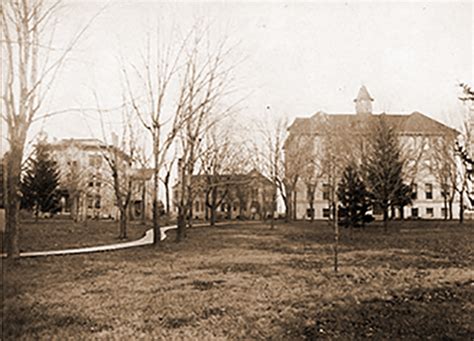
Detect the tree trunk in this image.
<box><xmin>210</xmin><ymin>206</ymin><xmax>216</xmax><ymax>226</ymax></box>
<box><xmin>176</xmin><ymin>208</ymin><xmax>186</xmax><ymax>242</ymax></box>
<box><xmin>5</xmin><ymin>149</ymin><xmax>23</xmax><ymax>258</ymax></box>
<box><xmin>293</xmin><ymin>190</ymin><xmax>297</xmax><ymax>220</ymax></box>
<box><xmin>309</xmin><ymin>198</ymin><xmax>314</xmax><ymax>223</ymax></box>
<box><xmin>270</xmin><ymin>192</ymin><xmax>276</xmax><ymax>229</ymax></box>
<box><xmin>383</xmin><ymin>208</ymin><xmax>388</xmax><ymax>233</ymax></box>
<box><xmin>152</xmin><ymin>136</ymin><xmax>160</xmax><ymax>245</ymax></box>
<box><xmin>152</xmin><ymin>199</ymin><xmax>161</xmax><ymax>244</ymax></box>
<box><xmin>284</xmin><ymin>188</ymin><xmax>291</xmax><ymax>223</ymax></box>
<box><xmin>164</xmin><ymin>176</ymin><xmax>170</xmax><ymax>215</ymax></box>
<box><xmin>399</xmin><ymin>205</ymin><xmax>405</xmax><ymax>220</ymax></box>
<box><xmin>333</xmin><ymin>200</ymin><xmax>339</xmax><ymax>273</ymax></box>
<box><xmin>119</xmin><ymin>208</ymin><xmax>127</xmax><ymax>239</ymax></box>
<box><xmin>459</xmin><ymin>189</ymin><xmax>464</xmax><ymax>224</ymax></box>
<box><xmin>449</xmin><ymin>197</ymin><xmax>454</xmax><ymax>220</ymax></box>
<box><xmin>443</xmin><ymin>197</ymin><xmax>448</xmax><ymax>220</ymax></box>
<box><xmin>141</xmin><ymin>182</ymin><xmax>146</xmax><ymax>222</ymax></box>
<box><xmin>239</xmin><ymin>198</ymin><xmax>244</xmax><ymax>220</ymax></box>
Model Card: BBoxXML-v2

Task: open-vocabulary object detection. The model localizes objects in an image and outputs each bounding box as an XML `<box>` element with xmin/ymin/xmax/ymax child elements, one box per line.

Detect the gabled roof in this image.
<box><xmin>288</xmin><ymin>111</ymin><xmax>459</xmax><ymax>136</ymax></box>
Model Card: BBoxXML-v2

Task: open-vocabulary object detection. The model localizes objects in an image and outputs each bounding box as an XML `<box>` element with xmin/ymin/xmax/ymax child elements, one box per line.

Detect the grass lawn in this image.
<box><xmin>0</xmin><ymin>218</ymin><xmax>151</xmax><ymax>253</ymax></box>
<box><xmin>1</xmin><ymin>220</ymin><xmax>473</xmax><ymax>340</ymax></box>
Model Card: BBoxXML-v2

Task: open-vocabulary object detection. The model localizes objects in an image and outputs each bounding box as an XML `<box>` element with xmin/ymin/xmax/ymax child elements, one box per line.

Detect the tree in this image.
<box><xmin>364</xmin><ymin>116</ymin><xmax>407</xmax><ymax>232</ymax></box>
<box><xmin>253</xmin><ymin>115</ymin><xmax>287</xmax><ymax>228</ymax></box>
<box><xmin>337</xmin><ymin>163</ymin><xmax>370</xmax><ymax>234</ymax></box>
<box><xmin>123</xmin><ymin>28</ymin><xmax>188</xmax><ymax>245</ymax></box>
<box><xmin>200</xmin><ymin>127</ymin><xmax>241</xmax><ymax>226</ymax></box>
<box><xmin>95</xmin><ymin>96</ymin><xmax>138</xmax><ymax>240</ymax></box>
<box><xmin>174</xmin><ymin>29</ymin><xmax>238</xmax><ymax>241</ymax></box>
<box><xmin>317</xmin><ymin>113</ymin><xmax>352</xmax><ymax>273</ymax></box>
<box><xmin>392</xmin><ymin>183</ymin><xmax>412</xmax><ymax>220</ymax></box>
<box><xmin>457</xmin><ymin>82</ymin><xmax>474</xmax><ymax>224</ymax></box>
<box><xmin>21</xmin><ymin>138</ymin><xmax>61</xmax><ymax>218</ymax></box>
<box><xmin>431</xmin><ymin>135</ymin><xmax>457</xmax><ymax>220</ymax></box>
<box><xmin>1</xmin><ymin>0</ymin><xmax>95</xmax><ymax>257</ymax></box>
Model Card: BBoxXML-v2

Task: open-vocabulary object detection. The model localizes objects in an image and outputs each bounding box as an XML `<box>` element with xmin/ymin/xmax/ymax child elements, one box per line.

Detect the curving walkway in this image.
<box><xmin>1</xmin><ymin>225</ymin><xmax>177</xmax><ymax>258</ymax></box>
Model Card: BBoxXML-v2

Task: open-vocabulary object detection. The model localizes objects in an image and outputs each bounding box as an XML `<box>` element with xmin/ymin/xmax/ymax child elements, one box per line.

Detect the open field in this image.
<box><xmin>0</xmin><ymin>218</ymin><xmax>151</xmax><ymax>253</ymax></box>
<box><xmin>1</xmin><ymin>220</ymin><xmax>473</xmax><ymax>340</ymax></box>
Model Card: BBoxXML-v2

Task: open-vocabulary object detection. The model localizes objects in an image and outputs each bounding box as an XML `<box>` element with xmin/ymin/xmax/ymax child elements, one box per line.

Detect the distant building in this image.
<box><xmin>173</xmin><ymin>169</ymin><xmax>275</xmax><ymax>220</ymax></box>
<box><xmin>45</xmin><ymin>139</ymin><xmax>154</xmax><ymax>221</ymax></box>
<box><xmin>285</xmin><ymin>86</ymin><xmax>463</xmax><ymax>220</ymax></box>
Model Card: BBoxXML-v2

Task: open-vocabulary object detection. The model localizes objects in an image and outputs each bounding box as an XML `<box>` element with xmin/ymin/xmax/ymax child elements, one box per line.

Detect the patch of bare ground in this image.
<box><xmin>2</xmin><ymin>220</ymin><xmax>473</xmax><ymax>339</ymax></box>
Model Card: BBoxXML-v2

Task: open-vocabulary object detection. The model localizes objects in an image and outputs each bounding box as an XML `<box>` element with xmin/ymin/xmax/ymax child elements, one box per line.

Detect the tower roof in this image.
<box><xmin>354</xmin><ymin>85</ymin><xmax>374</xmax><ymax>103</ymax></box>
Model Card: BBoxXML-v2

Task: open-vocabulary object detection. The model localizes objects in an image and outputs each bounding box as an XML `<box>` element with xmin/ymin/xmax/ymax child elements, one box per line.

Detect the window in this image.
<box><xmin>195</xmin><ymin>201</ymin><xmax>200</xmax><ymax>212</ymax></box>
<box><xmin>306</xmin><ymin>208</ymin><xmax>314</xmax><ymax>219</ymax></box>
<box><xmin>322</xmin><ymin>184</ymin><xmax>330</xmax><ymax>200</ymax></box>
<box><xmin>87</xmin><ymin>195</ymin><xmax>94</xmax><ymax>209</ymax></box>
<box><xmin>425</xmin><ymin>183</ymin><xmax>433</xmax><ymax>200</ymax></box>
<box><xmin>411</xmin><ymin>207</ymin><xmax>418</xmax><ymax>218</ymax></box>
<box><xmin>95</xmin><ymin>195</ymin><xmax>101</xmax><ymax>209</ymax></box>
<box><xmin>426</xmin><ymin>207</ymin><xmax>434</xmax><ymax>217</ymax></box>
<box><xmin>441</xmin><ymin>207</ymin><xmax>447</xmax><ymax>218</ymax></box>
<box><xmin>323</xmin><ymin>208</ymin><xmax>330</xmax><ymax>218</ymax></box>
<box><xmin>411</xmin><ymin>184</ymin><xmax>418</xmax><ymax>200</ymax></box>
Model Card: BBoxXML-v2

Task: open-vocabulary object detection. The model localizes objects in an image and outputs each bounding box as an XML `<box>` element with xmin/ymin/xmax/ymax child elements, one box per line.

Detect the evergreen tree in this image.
<box><xmin>21</xmin><ymin>141</ymin><xmax>61</xmax><ymax>217</ymax></box>
<box><xmin>393</xmin><ymin>183</ymin><xmax>412</xmax><ymax>219</ymax></box>
<box><xmin>363</xmin><ymin>116</ymin><xmax>408</xmax><ymax>231</ymax></box>
<box><xmin>337</xmin><ymin>163</ymin><xmax>370</xmax><ymax>230</ymax></box>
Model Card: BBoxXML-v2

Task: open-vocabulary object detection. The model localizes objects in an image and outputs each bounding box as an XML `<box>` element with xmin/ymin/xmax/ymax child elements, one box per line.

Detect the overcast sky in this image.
<box><xmin>2</xmin><ymin>0</ymin><xmax>473</xmax><ymax>153</ymax></box>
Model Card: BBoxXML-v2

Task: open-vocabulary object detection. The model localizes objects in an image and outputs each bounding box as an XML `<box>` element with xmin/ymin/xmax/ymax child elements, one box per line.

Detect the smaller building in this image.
<box><xmin>173</xmin><ymin>169</ymin><xmax>275</xmax><ymax>220</ymax></box>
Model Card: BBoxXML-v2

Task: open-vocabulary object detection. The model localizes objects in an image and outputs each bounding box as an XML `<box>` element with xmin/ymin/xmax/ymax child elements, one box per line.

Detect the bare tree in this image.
<box><xmin>253</xmin><ymin>115</ymin><xmax>287</xmax><ymax>228</ymax></box>
<box><xmin>160</xmin><ymin>156</ymin><xmax>175</xmax><ymax>216</ymax></box>
<box><xmin>174</xmin><ymin>29</ymin><xmax>238</xmax><ymax>241</ymax></box>
<box><xmin>95</xmin><ymin>98</ymin><xmax>138</xmax><ymax>240</ymax></box>
<box><xmin>123</xmin><ymin>29</ymin><xmax>189</xmax><ymax>245</ymax></box>
<box><xmin>200</xmin><ymin>127</ymin><xmax>242</xmax><ymax>226</ymax></box>
<box><xmin>431</xmin><ymin>134</ymin><xmax>457</xmax><ymax>219</ymax></box>
<box><xmin>318</xmin><ymin>114</ymin><xmax>352</xmax><ymax>272</ymax></box>
<box><xmin>283</xmin><ymin>134</ymin><xmax>312</xmax><ymax>221</ymax></box>
<box><xmin>456</xmin><ymin>82</ymin><xmax>474</xmax><ymax>224</ymax></box>
<box><xmin>1</xmin><ymin>0</ymin><xmax>96</xmax><ymax>257</ymax></box>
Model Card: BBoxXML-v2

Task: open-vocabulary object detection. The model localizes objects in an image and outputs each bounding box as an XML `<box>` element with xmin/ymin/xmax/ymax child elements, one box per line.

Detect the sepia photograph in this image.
<box><xmin>1</xmin><ymin>0</ymin><xmax>473</xmax><ymax>339</ymax></box>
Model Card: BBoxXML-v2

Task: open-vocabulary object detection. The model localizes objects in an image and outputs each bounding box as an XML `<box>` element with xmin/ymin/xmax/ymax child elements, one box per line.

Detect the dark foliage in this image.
<box><xmin>363</xmin><ymin>116</ymin><xmax>409</xmax><ymax>226</ymax></box>
<box><xmin>337</xmin><ymin>163</ymin><xmax>370</xmax><ymax>228</ymax></box>
<box><xmin>21</xmin><ymin>141</ymin><xmax>61</xmax><ymax>215</ymax></box>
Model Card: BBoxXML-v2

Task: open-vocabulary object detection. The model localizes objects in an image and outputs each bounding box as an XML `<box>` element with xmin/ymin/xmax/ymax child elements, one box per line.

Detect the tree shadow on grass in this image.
<box><xmin>279</xmin><ymin>281</ymin><xmax>474</xmax><ymax>340</ymax></box>
<box><xmin>2</xmin><ymin>302</ymin><xmax>112</xmax><ymax>339</ymax></box>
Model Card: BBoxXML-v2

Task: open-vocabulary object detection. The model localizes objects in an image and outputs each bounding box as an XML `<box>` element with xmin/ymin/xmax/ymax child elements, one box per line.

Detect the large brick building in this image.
<box><xmin>285</xmin><ymin>86</ymin><xmax>464</xmax><ymax>220</ymax></box>
<box><xmin>46</xmin><ymin>139</ymin><xmax>154</xmax><ymax>221</ymax></box>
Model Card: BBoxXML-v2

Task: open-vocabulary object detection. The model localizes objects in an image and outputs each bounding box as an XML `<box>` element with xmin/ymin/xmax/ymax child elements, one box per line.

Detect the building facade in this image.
<box><xmin>173</xmin><ymin>169</ymin><xmax>275</xmax><ymax>220</ymax></box>
<box><xmin>285</xmin><ymin>86</ymin><xmax>464</xmax><ymax>220</ymax></box>
<box><xmin>46</xmin><ymin>139</ymin><xmax>154</xmax><ymax>221</ymax></box>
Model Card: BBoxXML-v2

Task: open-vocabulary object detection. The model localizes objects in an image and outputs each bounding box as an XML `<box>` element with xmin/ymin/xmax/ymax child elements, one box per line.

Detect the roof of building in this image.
<box><xmin>45</xmin><ymin>138</ymin><xmax>132</xmax><ymax>161</ymax></box>
<box><xmin>173</xmin><ymin>168</ymin><xmax>273</xmax><ymax>189</ymax></box>
<box><xmin>354</xmin><ymin>85</ymin><xmax>374</xmax><ymax>102</ymax></box>
<box><xmin>288</xmin><ymin>111</ymin><xmax>459</xmax><ymax>136</ymax></box>
<box><xmin>130</xmin><ymin>168</ymin><xmax>155</xmax><ymax>180</ymax></box>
